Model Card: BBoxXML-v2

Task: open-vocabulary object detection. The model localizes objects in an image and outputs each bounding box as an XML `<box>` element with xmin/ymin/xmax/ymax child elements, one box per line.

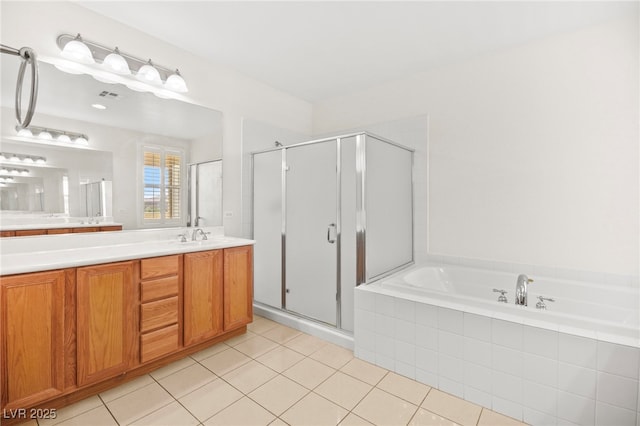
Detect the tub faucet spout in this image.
<box><xmin>515</xmin><ymin>274</ymin><xmax>534</xmax><ymax>306</ymax></box>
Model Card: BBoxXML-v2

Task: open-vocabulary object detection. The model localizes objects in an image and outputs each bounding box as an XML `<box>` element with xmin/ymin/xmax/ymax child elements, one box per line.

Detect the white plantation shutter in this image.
<box><xmin>142</xmin><ymin>147</ymin><xmax>183</xmax><ymax>224</ymax></box>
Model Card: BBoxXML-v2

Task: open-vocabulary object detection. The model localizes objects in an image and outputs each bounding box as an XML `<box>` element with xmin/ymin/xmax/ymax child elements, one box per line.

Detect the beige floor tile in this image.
<box><xmin>222</xmin><ymin>360</ymin><xmax>278</xmax><ymax>393</ymax></box>
<box><xmin>38</xmin><ymin>395</ymin><xmax>103</xmax><ymax>426</ymax></box>
<box><xmin>269</xmin><ymin>419</ymin><xmax>288</xmax><ymax>426</ymax></box>
<box><xmin>247</xmin><ymin>317</ymin><xmax>279</xmax><ymax>334</ymax></box>
<box><xmin>224</xmin><ymin>330</ymin><xmax>257</xmax><ymax>346</ymax></box>
<box><xmin>99</xmin><ymin>374</ymin><xmax>154</xmax><ymax>403</ymax></box>
<box><xmin>281</xmin><ymin>392</ymin><xmax>348</xmax><ymax>426</ymax></box>
<box><xmin>105</xmin><ymin>382</ymin><xmax>174</xmax><ymax>425</ymax></box>
<box><xmin>199</xmin><ymin>347</ymin><xmax>251</xmax><ymax>376</ymax></box>
<box><xmin>203</xmin><ymin>396</ymin><xmax>276</xmax><ymax>426</ymax></box>
<box><xmin>377</xmin><ymin>371</ymin><xmax>431</xmax><ymax>405</ymax></box>
<box><xmin>340</xmin><ymin>358</ymin><xmax>388</xmax><ymax>385</ymax></box>
<box><xmin>353</xmin><ymin>388</ymin><xmax>418</xmax><ymax>426</ymax></box>
<box><xmin>309</xmin><ymin>343</ymin><xmax>354</xmax><ymax>369</ymax></box>
<box><xmin>478</xmin><ymin>409</ymin><xmax>527</xmax><ymax>426</ymax></box>
<box><xmin>339</xmin><ymin>413</ymin><xmax>374</xmax><ymax>426</ymax></box>
<box><xmin>53</xmin><ymin>406</ymin><xmax>117</xmax><ymax>426</ymax></box>
<box><xmin>282</xmin><ymin>357</ymin><xmax>336</xmax><ymax>389</ymax></box>
<box><xmin>262</xmin><ymin>324</ymin><xmax>301</xmax><ymax>344</ymax></box>
<box><xmin>179</xmin><ymin>378</ymin><xmax>243</xmax><ymax>422</ymax></box>
<box><xmin>256</xmin><ymin>346</ymin><xmax>305</xmax><ymax>373</ymax></box>
<box><xmin>190</xmin><ymin>342</ymin><xmax>229</xmax><ymax>362</ymax></box>
<box><xmin>248</xmin><ymin>375</ymin><xmax>308</xmax><ymax>416</ymax></box>
<box><xmin>158</xmin><ymin>362</ymin><xmax>217</xmax><ymax>398</ymax></box>
<box><xmin>409</xmin><ymin>408</ymin><xmax>460</xmax><ymax>426</ymax></box>
<box><xmin>130</xmin><ymin>401</ymin><xmax>199</xmax><ymax>425</ymax></box>
<box><xmin>149</xmin><ymin>356</ymin><xmax>197</xmax><ymax>380</ymax></box>
<box><xmin>315</xmin><ymin>371</ymin><xmax>372</xmax><ymax>410</ymax></box>
<box><xmin>283</xmin><ymin>333</ymin><xmax>328</xmax><ymax>356</ymax></box>
<box><xmin>233</xmin><ymin>335</ymin><xmax>280</xmax><ymax>358</ymax></box>
<box><xmin>421</xmin><ymin>389</ymin><xmax>482</xmax><ymax>426</ymax></box>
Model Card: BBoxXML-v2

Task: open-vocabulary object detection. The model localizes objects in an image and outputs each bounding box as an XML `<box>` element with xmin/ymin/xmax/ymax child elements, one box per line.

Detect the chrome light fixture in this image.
<box><xmin>0</xmin><ymin>167</ymin><xmax>30</xmax><ymax>176</ymax></box>
<box><xmin>16</xmin><ymin>125</ymin><xmax>90</xmax><ymax>147</ymax></box>
<box><xmin>56</xmin><ymin>34</ymin><xmax>188</xmax><ymax>95</ymax></box>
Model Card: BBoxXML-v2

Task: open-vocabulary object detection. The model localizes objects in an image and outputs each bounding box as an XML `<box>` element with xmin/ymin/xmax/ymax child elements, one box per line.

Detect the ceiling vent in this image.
<box><xmin>98</xmin><ymin>90</ymin><xmax>122</xmax><ymax>100</ymax></box>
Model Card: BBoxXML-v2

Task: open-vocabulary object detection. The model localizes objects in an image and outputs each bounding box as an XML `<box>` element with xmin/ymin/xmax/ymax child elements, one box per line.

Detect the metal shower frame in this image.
<box><xmin>251</xmin><ymin>131</ymin><xmax>415</xmax><ymax>329</ymax></box>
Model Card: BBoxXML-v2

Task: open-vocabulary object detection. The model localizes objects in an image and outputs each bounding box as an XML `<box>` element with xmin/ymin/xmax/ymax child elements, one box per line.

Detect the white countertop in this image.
<box><xmin>0</xmin><ymin>226</ymin><xmax>255</xmax><ymax>275</ymax></box>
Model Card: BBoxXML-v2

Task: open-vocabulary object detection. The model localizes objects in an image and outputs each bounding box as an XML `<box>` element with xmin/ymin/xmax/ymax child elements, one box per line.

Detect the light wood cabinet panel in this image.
<box><xmin>47</xmin><ymin>228</ymin><xmax>72</xmax><ymax>235</ymax></box>
<box><xmin>140</xmin><ymin>296</ymin><xmax>179</xmax><ymax>333</ymax></box>
<box><xmin>76</xmin><ymin>262</ymin><xmax>135</xmax><ymax>387</ymax></box>
<box><xmin>183</xmin><ymin>250</ymin><xmax>223</xmax><ymax>346</ymax></box>
<box><xmin>224</xmin><ymin>246</ymin><xmax>254</xmax><ymax>331</ymax></box>
<box><xmin>15</xmin><ymin>229</ymin><xmax>47</xmax><ymax>237</ymax></box>
<box><xmin>141</xmin><ymin>255</ymin><xmax>180</xmax><ymax>280</ymax></box>
<box><xmin>1</xmin><ymin>270</ymin><xmax>66</xmax><ymax>409</ymax></box>
<box><xmin>140</xmin><ymin>324</ymin><xmax>179</xmax><ymax>364</ymax></box>
<box><xmin>0</xmin><ymin>231</ymin><xmax>15</xmax><ymax>237</ymax></box>
<box><xmin>73</xmin><ymin>227</ymin><xmax>100</xmax><ymax>233</ymax></box>
<box><xmin>99</xmin><ymin>226</ymin><xmax>122</xmax><ymax>232</ymax></box>
<box><xmin>141</xmin><ymin>276</ymin><xmax>179</xmax><ymax>302</ymax></box>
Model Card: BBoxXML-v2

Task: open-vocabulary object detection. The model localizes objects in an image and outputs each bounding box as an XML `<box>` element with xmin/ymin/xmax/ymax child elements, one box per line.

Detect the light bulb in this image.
<box><xmin>36</xmin><ymin>158</ymin><xmax>46</xmax><ymax>164</ymax></box>
<box><xmin>165</xmin><ymin>70</ymin><xmax>188</xmax><ymax>93</ymax></box>
<box><xmin>103</xmin><ymin>48</ymin><xmax>130</xmax><ymax>75</ymax></box>
<box><xmin>17</xmin><ymin>128</ymin><xmax>33</xmax><ymax>137</ymax></box>
<box><xmin>136</xmin><ymin>60</ymin><xmax>162</xmax><ymax>85</ymax></box>
<box><xmin>20</xmin><ymin>170</ymin><xmax>29</xmax><ymax>176</ymax></box>
<box><xmin>0</xmin><ymin>153</ymin><xmax>6</xmax><ymax>161</ymax></box>
<box><xmin>57</xmin><ymin>134</ymin><xmax>71</xmax><ymax>143</ymax></box>
<box><xmin>23</xmin><ymin>157</ymin><xmax>34</xmax><ymax>163</ymax></box>
<box><xmin>38</xmin><ymin>131</ymin><xmax>53</xmax><ymax>140</ymax></box>
<box><xmin>75</xmin><ymin>137</ymin><xmax>89</xmax><ymax>146</ymax></box>
<box><xmin>9</xmin><ymin>155</ymin><xmax>20</xmax><ymax>162</ymax></box>
<box><xmin>61</xmin><ymin>34</ymin><xmax>95</xmax><ymax>64</ymax></box>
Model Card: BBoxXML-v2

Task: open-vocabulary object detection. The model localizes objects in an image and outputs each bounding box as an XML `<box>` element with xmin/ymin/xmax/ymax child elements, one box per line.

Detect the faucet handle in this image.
<box><xmin>493</xmin><ymin>288</ymin><xmax>508</xmax><ymax>303</ymax></box>
<box><xmin>536</xmin><ymin>296</ymin><xmax>555</xmax><ymax>310</ymax></box>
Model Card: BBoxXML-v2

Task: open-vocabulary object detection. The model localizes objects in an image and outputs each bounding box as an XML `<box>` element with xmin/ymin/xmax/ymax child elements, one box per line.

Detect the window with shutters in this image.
<box><xmin>141</xmin><ymin>147</ymin><xmax>183</xmax><ymax>225</ymax></box>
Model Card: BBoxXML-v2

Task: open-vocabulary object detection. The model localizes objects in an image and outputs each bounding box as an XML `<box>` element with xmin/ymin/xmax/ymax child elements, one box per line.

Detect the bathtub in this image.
<box><xmin>354</xmin><ymin>262</ymin><xmax>640</xmax><ymax>425</ymax></box>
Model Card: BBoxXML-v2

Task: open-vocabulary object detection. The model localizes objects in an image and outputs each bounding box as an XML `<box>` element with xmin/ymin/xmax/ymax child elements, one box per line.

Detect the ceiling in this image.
<box><xmin>78</xmin><ymin>1</ymin><xmax>636</xmax><ymax>103</ymax></box>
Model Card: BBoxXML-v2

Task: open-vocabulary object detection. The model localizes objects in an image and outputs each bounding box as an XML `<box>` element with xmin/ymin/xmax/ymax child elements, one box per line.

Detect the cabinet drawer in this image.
<box><xmin>140</xmin><ymin>324</ymin><xmax>179</xmax><ymax>363</ymax></box>
<box><xmin>140</xmin><ymin>296</ymin><xmax>179</xmax><ymax>332</ymax></box>
<box><xmin>141</xmin><ymin>255</ymin><xmax>180</xmax><ymax>280</ymax></box>
<box><xmin>141</xmin><ymin>276</ymin><xmax>179</xmax><ymax>302</ymax></box>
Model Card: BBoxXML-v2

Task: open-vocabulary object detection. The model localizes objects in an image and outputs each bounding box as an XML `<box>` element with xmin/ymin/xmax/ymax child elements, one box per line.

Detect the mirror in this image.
<box><xmin>0</xmin><ymin>55</ymin><xmax>223</xmax><ymax>229</ymax></box>
<box><xmin>188</xmin><ymin>160</ymin><xmax>222</xmax><ymax>227</ymax></box>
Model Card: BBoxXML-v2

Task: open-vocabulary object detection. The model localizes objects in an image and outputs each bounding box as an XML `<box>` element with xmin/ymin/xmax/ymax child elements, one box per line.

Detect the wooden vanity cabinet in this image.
<box><xmin>0</xmin><ymin>270</ymin><xmax>70</xmax><ymax>410</ymax></box>
<box><xmin>183</xmin><ymin>250</ymin><xmax>224</xmax><ymax>346</ymax></box>
<box><xmin>76</xmin><ymin>261</ymin><xmax>136</xmax><ymax>387</ymax></box>
<box><xmin>224</xmin><ymin>246</ymin><xmax>253</xmax><ymax>331</ymax></box>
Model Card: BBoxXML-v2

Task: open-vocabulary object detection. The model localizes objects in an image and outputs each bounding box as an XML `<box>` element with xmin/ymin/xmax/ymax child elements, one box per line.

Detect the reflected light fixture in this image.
<box><xmin>16</xmin><ymin>125</ymin><xmax>90</xmax><ymax>147</ymax></box>
<box><xmin>56</xmin><ymin>33</ymin><xmax>188</xmax><ymax>95</ymax></box>
<box><xmin>0</xmin><ymin>152</ymin><xmax>47</xmax><ymax>165</ymax></box>
<box><xmin>0</xmin><ymin>167</ymin><xmax>30</xmax><ymax>176</ymax></box>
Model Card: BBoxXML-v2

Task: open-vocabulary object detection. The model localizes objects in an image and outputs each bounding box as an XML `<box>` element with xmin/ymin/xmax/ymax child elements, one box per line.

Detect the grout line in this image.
<box><xmin>97</xmin><ymin>394</ymin><xmax>121</xmax><ymax>426</ymax></box>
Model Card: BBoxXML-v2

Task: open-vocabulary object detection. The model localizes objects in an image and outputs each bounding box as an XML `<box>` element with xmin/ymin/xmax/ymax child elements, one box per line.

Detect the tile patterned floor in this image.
<box><xmin>30</xmin><ymin>316</ymin><xmax>528</xmax><ymax>426</ymax></box>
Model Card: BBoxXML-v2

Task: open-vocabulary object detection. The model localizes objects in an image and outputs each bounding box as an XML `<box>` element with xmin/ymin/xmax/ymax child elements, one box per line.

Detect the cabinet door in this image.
<box><xmin>183</xmin><ymin>250</ymin><xmax>223</xmax><ymax>346</ymax></box>
<box><xmin>1</xmin><ymin>270</ymin><xmax>66</xmax><ymax>409</ymax></box>
<box><xmin>224</xmin><ymin>246</ymin><xmax>253</xmax><ymax>331</ymax></box>
<box><xmin>76</xmin><ymin>262</ymin><xmax>135</xmax><ymax>387</ymax></box>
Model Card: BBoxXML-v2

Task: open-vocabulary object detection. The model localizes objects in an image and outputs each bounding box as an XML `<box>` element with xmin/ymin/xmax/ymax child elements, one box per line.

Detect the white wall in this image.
<box><xmin>314</xmin><ymin>15</ymin><xmax>639</xmax><ymax>277</ymax></box>
<box><xmin>1</xmin><ymin>1</ymin><xmax>313</xmax><ymax>236</ymax></box>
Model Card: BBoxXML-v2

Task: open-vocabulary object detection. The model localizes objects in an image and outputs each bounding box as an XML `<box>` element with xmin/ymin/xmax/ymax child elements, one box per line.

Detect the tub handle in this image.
<box><xmin>536</xmin><ymin>296</ymin><xmax>555</xmax><ymax>310</ymax></box>
<box><xmin>493</xmin><ymin>288</ymin><xmax>508</xmax><ymax>303</ymax></box>
<box><xmin>327</xmin><ymin>223</ymin><xmax>336</xmax><ymax>244</ymax></box>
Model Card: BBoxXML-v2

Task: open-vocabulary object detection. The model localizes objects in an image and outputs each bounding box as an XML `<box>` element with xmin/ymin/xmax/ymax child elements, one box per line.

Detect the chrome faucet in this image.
<box><xmin>191</xmin><ymin>228</ymin><xmax>209</xmax><ymax>241</ymax></box>
<box><xmin>515</xmin><ymin>274</ymin><xmax>534</xmax><ymax>306</ymax></box>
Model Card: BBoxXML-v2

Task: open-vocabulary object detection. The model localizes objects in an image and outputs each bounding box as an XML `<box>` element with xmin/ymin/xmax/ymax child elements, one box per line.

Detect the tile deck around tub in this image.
<box><xmin>29</xmin><ymin>315</ymin><xmax>527</xmax><ymax>426</ymax></box>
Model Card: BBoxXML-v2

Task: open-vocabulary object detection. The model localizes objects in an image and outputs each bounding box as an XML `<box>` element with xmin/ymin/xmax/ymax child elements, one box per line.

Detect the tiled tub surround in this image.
<box><xmin>354</xmin><ymin>264</ymin><xmax>640</xmax><ymax>426</ymax></box>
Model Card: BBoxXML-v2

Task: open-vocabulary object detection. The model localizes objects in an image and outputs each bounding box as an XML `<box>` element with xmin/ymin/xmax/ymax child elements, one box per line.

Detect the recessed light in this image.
<box><xmin>91</xmin><ymin>103</ymin><xmax>107</xmax><ymax>110</ymax></box>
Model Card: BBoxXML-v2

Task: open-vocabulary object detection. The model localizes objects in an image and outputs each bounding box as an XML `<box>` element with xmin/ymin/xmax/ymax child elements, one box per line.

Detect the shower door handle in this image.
<box><xmin>327</xmin><ymin>223</ymin><xmax>336</xmax><ymax>244</ymax></box>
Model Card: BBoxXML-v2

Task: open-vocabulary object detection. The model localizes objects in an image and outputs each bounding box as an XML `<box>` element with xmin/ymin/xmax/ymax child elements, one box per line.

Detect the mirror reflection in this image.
<box><xmin>1</xmin><ymin>55</ymin><xmax>223</xmax><ymax>229</ymax></box>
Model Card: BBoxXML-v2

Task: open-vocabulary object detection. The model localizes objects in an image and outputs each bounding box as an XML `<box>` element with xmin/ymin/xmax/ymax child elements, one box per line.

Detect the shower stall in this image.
<box><xmin>252</xmin><ymin>132</ymin><xmax>414</xmax><ymax>333</ymax></box>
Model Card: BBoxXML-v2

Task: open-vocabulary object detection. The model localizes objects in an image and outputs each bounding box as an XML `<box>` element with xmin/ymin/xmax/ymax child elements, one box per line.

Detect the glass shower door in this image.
<box><xmin>285</xmin><ymin>142</ymin><xmax>337</xmax><ymax>325</ymax></box>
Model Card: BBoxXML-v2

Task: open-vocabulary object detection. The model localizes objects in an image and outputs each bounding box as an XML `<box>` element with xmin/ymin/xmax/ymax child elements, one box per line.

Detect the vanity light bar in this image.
<box><xmin>0</xmin><ymin>177</ymin><xmax>15</xmax><ymax>183</ymax></box>
<box><xmin>0</xmin><ymin>167</ymin><xmax>30</xmax><ymax>176</ymax></box>
<box><xmin>15</xmin><ymin>125</ymin><xmax>89</xmax><ymax>146</ymax></box>
<box><xmin>56</xmin><ymin>34</ymin><xmax>188</xmax><ymax>94</ymax></box>
<box><xmin>0</xmin><ymin>152</ymin><xmax>46</xmax><ymax>164</ymax></box>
